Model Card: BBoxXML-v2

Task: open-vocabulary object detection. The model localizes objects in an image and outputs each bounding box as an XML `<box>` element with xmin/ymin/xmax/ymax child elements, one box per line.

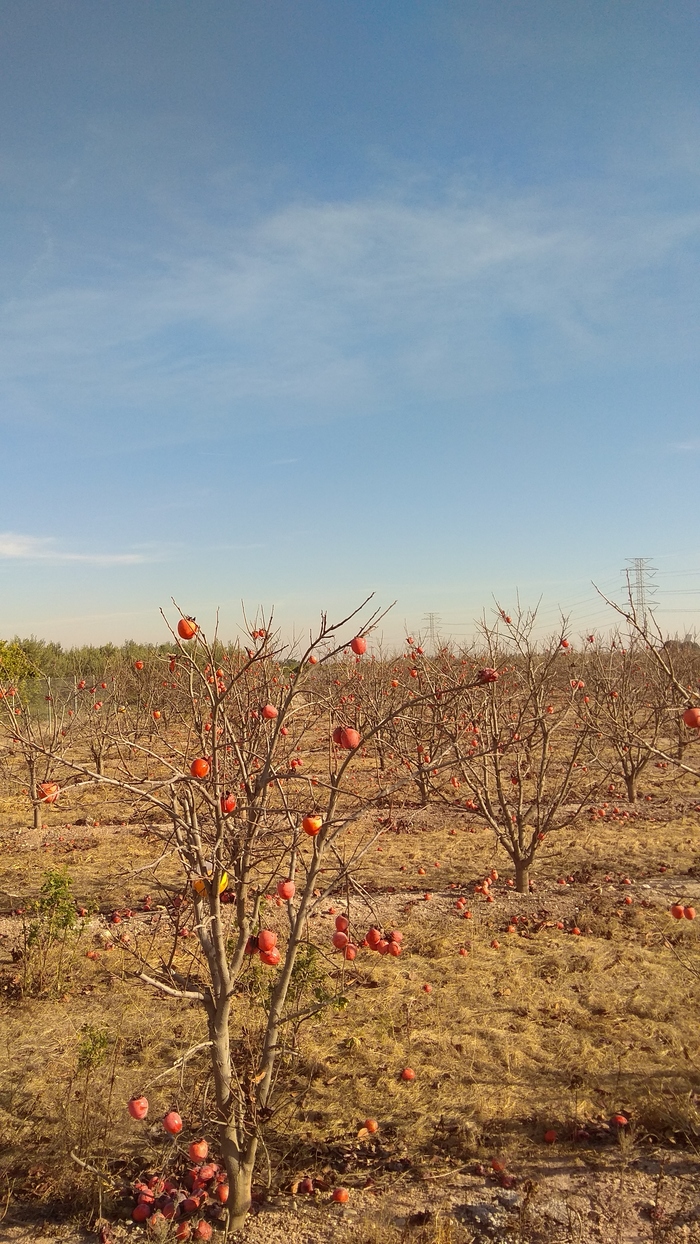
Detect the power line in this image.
<box><xmin>424</xmin><ymin>564</ymin><xmax>700</xmax><ymax>643</ymax></box>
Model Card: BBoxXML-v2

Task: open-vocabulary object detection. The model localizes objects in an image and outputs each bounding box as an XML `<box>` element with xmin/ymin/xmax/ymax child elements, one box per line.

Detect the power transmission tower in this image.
<box><xmin>423</xmin><ymin>612</ymin><xmax>441</xmax><ymax>652</ymax></box>
<box><xmin>623</xmin><ymin>558</ymin><xmax>657</xmax><ymax>628</ymax></box>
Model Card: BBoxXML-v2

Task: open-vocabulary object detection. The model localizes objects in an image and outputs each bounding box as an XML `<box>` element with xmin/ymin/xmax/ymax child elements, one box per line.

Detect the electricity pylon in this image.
<box><xmin>423</xmin><ymin>612</ymin><xmax>441</xmax><ymax>652</ymax></box>
<box><xmin>623</xmin><ymin>558</ymin><xmax>657</xmax><ymax>629</ymax></box>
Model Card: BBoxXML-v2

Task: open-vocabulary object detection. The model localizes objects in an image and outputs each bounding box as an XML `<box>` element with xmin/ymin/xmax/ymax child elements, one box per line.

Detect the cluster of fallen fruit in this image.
<box><xmin>130</xmin><ymin>1165</ymin><xmax>225</xmax><ymax>1238</ymax></box>
<box><xmin>127</xmin><ymin>1126</ymin><xmax>228</xmax><ymax>1237</ymax></box>
<box><xmin>126</xmin><ymin>1102</ymin><xmax>352</xmax><ymax>1229</ymax></box>
<box><xmin>130</xmin><ymin>1162</ymin><xmax>351</xmax><ymax>1231</ymax></box>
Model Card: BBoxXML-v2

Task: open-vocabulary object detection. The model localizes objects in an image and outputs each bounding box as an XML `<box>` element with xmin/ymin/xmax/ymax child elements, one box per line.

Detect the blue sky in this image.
<box><xmin>1</xmin><ymin>0</ymin><xmax>700</xmax><ymax>646</ymax></box>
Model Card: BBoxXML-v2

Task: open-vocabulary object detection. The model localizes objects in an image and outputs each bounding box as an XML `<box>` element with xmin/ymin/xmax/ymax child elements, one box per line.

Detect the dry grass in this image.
<box><xmin>2</xmin><ymin>781</ymin><xmax>700</xmax><ymax>1238</ymax></box>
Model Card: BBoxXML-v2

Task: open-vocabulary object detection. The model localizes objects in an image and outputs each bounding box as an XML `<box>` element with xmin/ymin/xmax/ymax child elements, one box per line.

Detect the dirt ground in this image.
<box><xmin>3</xmin><ymin>1148</ymin><xmax>700</xmax><ymax>1244</ymax></box>
<box><xmin>2</xmin><ymin>785</ymin><xmax>700</xmax><ymax>1244</ymax></box>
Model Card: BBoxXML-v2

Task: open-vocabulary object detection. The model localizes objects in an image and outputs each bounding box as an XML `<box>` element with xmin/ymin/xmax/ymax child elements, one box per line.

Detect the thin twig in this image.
<box><xmin>70</xmin><ymin>1150</ymin><xmax>110</xmax><ymax>1178</ymax></box>
<box><xmin>139</xmin><ymin>971</ymin><xmax>206</xmax><ymax>1000</ymax></box>
<box><xmin>143</xmin><ymin>1041</ymin><xmax>214</xmax><ymax>1089</ymax></box>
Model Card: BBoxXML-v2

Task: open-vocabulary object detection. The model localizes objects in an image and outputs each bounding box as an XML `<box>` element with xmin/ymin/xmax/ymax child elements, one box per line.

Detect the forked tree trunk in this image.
<box><xmin>624</xmin><ymin>771</ymin><xmax>637</xmax><ymax>803</ymax></box>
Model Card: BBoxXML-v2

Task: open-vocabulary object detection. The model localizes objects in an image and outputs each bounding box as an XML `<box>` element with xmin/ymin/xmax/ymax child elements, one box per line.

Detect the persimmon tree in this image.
<box><xmin>75</xmin><ymin>675</ymin><xmax>121</xmax><ymax>777</ymax></box>
<box><xmin>16</xmin><ymin>596</ymin><xmax>482</xmax><ymax>1230</ymax></box>
<box><xmin>595</xmin><ymin>584</ymin><xmax>700</xmax><ymax>774</ymax></box>
<box><xmin>0</xmin><ymin>649</ymin><xmax>76</xmax><ymax>829</ymax></box>
<box><xmin>445</xmin><ymin>609</ymin><xmax>612</xmax><ymax>893</ymax></box>
<box><xmin>583</xmin><ymin>634</ymin><xmax>671</xmax><ymax>802</ymax></box>
<box><xmin>378</xmin><ymin>643</ymin><xmax>473</xmax><ymax>807</ymax></box>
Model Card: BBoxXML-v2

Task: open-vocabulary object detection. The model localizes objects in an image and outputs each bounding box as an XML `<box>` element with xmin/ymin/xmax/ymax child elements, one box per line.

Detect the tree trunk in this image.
<box><xmin>222</xmin><ymin>1130</ymin><xmax>257</xmax><ymax>1232</ymax></box>
<box><xmin>207</xmin><ymin>996</ymin><xmax>258</xmax><ymax>1231</ymax></box>
<box><xmin>624</xmin><ymin>772</ymin><xmax>637</xmax><ymax>803</ymax></box>
<box><xmin>28</xmin><ymin>760</ymin><xmax>41</xmax><ymax>829</ymax></box>
<box><xmin>417</xmin><ymin>771</ymin><xmax>428</xmax><ymax>807</ymax></box>
<box><xmin>514</xmin><ymin>859</ymin><xmax>529</xmax><ymax>894</ymax></box>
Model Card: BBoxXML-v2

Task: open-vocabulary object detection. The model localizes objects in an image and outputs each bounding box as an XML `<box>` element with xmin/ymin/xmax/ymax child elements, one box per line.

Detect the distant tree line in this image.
<box><xmin>0</xmin><ymin>637</ymin><xmax>173</xmax><ymax>680</ymax></box>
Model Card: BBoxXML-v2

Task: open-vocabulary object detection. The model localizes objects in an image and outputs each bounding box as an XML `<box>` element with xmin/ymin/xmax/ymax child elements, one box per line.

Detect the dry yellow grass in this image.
<box><xmin>2</xmin><ymin>777</ymin><xmax>700</xmax><ymax>1238</ymax></box>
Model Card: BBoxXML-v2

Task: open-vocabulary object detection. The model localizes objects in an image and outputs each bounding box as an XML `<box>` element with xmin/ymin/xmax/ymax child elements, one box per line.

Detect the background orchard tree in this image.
<box><xmin>596</xmin><ymin>583</ymin><xmax>700</xmax><ymax>767</ymax></box>
<box><xmin>446</xmin><ymin>608</ymin><xmax>612</xmax><ymax>893</ymax></box>
<box><xmin>583</xmin><ymin>634</ymin><xmax>671</xmax><ymax>803</ymax></box>
<box><xmin>379</xmin><ymin>641</ymin><xmax>474</xmax><ymax>807</ymax></box>
<box><xmin>0</xmin><ymin>650</ymin><xmax>76</xmax><ymax>829</ymax></box>
<box><xmin>76</xmin><ymin>671</ymin><xmax>122</xmax><ymax>777</ymax></box>
<box><xmin>309</xmin><ymin>632</ymin><xmax>476</xmax><ymax>806</ymax></box>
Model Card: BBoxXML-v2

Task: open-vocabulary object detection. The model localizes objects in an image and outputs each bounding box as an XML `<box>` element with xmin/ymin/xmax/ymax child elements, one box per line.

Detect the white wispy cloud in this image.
<box><xmin>1</xmin><ymin>180</ymin><xmax>699</xmax><ymax>437</ymax></box>
<box><xmin>0</xmin><ymin>532</ymin><xmax>146</xmax><ymax>564</ymax></box>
